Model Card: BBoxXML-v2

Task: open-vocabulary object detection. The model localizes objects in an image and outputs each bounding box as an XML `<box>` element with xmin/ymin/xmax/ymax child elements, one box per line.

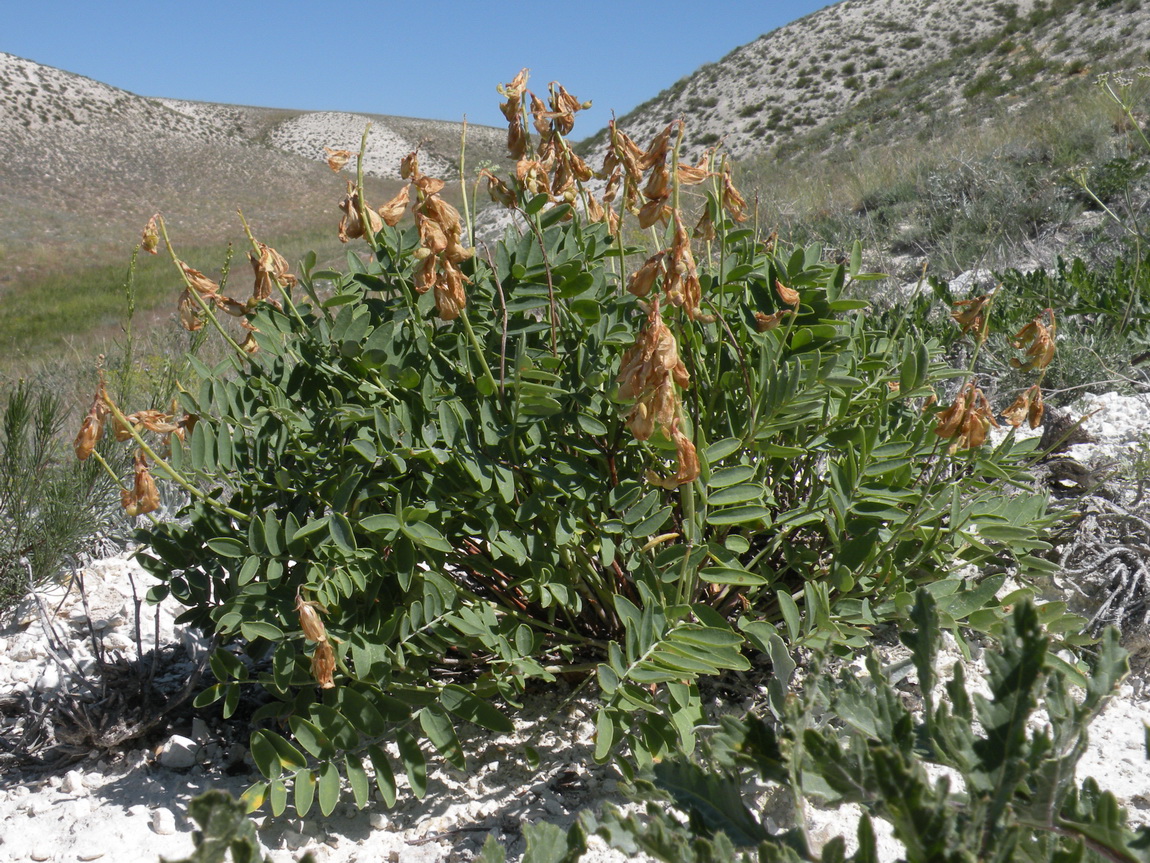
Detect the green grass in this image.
<box><xmin>0</xmin><ymin>226</ymin><xmax>355</xmax><ymax>379</ymax></box>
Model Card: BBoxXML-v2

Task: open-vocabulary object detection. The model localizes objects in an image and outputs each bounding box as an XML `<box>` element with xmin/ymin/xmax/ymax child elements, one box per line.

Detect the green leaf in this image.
<box><xmin>240</xmin><ymin>781</ymin><xmax>267</xmax><ymax>814</ymax></box>
<box><xmin>317</xmin><ymin>761</ymin><xmax>341</xmax><ymax>816</ymax></box>
<box><xmin>439</xmin><ymin>684</ymin><xmax>514</xmax><ymax>733</ymax></box>
<box><xmin>342</xmin><ymin>754</ymin><xmax>370</xmax><ymax>810</ymax></box>
<box><xmin>706</xmin><ymin>505</ymin><xmax>771</xmax><ymax>525</ymax></box>
<box><xmin>251</xmin><ymin>730</ymin><xmax>282</xmax><ymax>779</ymax></box>
<box><xmin>329</xmin><ymin>513</ymin><xmax>356</xmax><ymax>552</ymax></box>
<box><xmin>401</xmin><ymin>520</ymin><xmax>453</xmax><ymax>553</ymax></box>
<box><xmin>289</xmin><ymin>716</ymin><xmax>335</xmax><ymax>759</ymax></box>
<box><xmin>706</xmin><ymin>483</ymin><xmax>764</xmax><ymax>506</ymax></box>
<box><xmin>206</xmin><ymin>537</ymin><xmax>246</xmax><ymax>558</ymax></box>
<box><xmin>521</xmin><ymin>820</ymin><xmax>588</xmax><ymax>863</ymax></box>
<box><xmin>269</xmin><ymin>778</ymin><xmax>288</xmax><ymax>817</ymax></box>
<box><xmin>777</xmin><ymin>590</ymin><xmax>801</xmax><ymax>641</ymax></box>
<box><xmin>699</xmin><ymin>566</ymin><xmax>769</xmax><ymax>586</ymax></box>
<box><xmin>397</xmin><ymin>728</ymin><xmax>428</xmax><ymax>798</ymax></box>
<box><xmin>293</xmin><ymin>769</ymin><xmax>316</xmax><ymax>817</ymax></box>
<box><xmin>707</xmin><ymin>465</ymin><xmax>756</xmax><ymax>489</ymax></box>
<box><xmin>705</xmin><ymin>437</ymin><xmax>743</xmax><ymax>462</ymax></box>
<box><xmin>420</xmin><ymin>705</ymin><xmax>465</xmax><ymax>770</ymax></box>
<box><xmin>240</xmin><ymin>621</ymin><xmax>284</xmax><ymax>642</ymax></box>
<box><xmin>367</xmin><ymin>745</ymin><xmax>397</xmax><ymax>807</ymax></box>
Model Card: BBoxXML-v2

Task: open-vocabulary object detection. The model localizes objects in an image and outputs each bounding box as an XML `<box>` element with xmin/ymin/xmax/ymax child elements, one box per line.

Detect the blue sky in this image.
<box><xmin>1</xmin><ymin>1</ymin><xmax>833</xmax><ymax>136</ymax></box>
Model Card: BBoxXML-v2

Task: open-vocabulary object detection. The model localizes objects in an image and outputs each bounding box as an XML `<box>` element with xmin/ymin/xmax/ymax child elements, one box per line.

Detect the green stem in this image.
<box><xmin>103</xmin><ymin>395</ymin><xmax>249</xmax><ymax>522</ymax></box>
<box><xmin>458</xmin><ymin>116</ymin><xmax>475</xmax><ymax>249</ymax></box>
<box><xmin>158</xmin><ymin>217</ymin><xmax>247</xmax><ymax>357</ymax></box>
<box><xmin>459</xmin><ymin>311</ymin><xmax>500</xmax><ymax>395</ymax></box>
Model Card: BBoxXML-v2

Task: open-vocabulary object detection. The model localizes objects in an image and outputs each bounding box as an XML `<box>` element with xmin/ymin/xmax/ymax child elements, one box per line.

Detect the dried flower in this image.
<box><xmin>311</xmin><ymin>640</ymin><xmax>336</xmax><ymax>689</ymax></box>
<box><xmin>378</xmin><ymin>185</ymin><xmax>411</xmax><ymax>227</ymax></box>
<box><xmin>627</xmin><ymin>253</ymin><xmax>665</xmax><ymax>298</ymax></box>
<box><xmin>951</xmin><ymin>294</ymin><xmax>991</xmax><ymax>340</ymax></box>
<box><xmin>754</xmin><ymin>310</ymin><xmax>792</xmax><ymax>332</ymax></box>
<box><xmin>338</xmin><ymin>182</ymin><xmax>383</xmax><ymax>242</ymax></box>
<box><xmin>142</xmin><ymin>214</ymin><xmax>160</xmax><ymax>255</ymax></box>
<box><xmin>324</xmin><ymin>147</ymin><xmax>352</xmax><ymax>173</ymax></box>
<box><xmin>435</xmin><ymin>261</ymin><xmax>468</xmax><ymax>321</ymax></box>
<box><xmin>775</xmin><ymin>280</ymin><xmax>800</xmax><ymax>307</ymax></box>
<box><xmin>296</xmin><ymin>593</ymin><xmax>328</xmax><ymax>642</ymax></box>
<box><xmin>933</xmin><ymin>383</ymin><xmax>999</xmax><ymax>452</ymax></box>
<box><xmin>480</xmin><ymin>169</ymin><xmax>516</xmax><ymax>208</ymax></box>
<box><xmin>179</xmin><ymin>261</ymin><xmax>220</xmax><ymax>297</ymax></box>
<box><xmin>1010</xmin><ymin>309</ymin><xmax>1056</xmax><ymax>372</ymax></box>
<box><xmin>250</xmin><ymin>242</ymin><xmax>294</xmax><ymax>305</ymax></box>
<box><xmin>122</xmin><ymin>450</ymin><xmax>160</xmax><ymax>517</ymax></box>
<box><xmin>721</xmin><ymin>166</ymin><xmax>748</xmax><ymax>222</ymax></box>
<box><xmin>1002</xmin><ymin>384</ymin><xmax>1045</xmax><ymax>429</ymax></box>
<box><xmin>74</xmin><ymin>381</ymin><xmax>108</xmax><ymax>460</ymax></box>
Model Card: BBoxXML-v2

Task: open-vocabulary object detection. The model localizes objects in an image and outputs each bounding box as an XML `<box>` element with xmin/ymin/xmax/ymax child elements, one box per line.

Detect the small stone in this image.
<box><xmin>152</xmin><ymin>807</ymin><xmax>177</xmax><ymax>835</ymax></box>
<box><xmin>29</xmin><ymin>847</ymin><xmax>52</xmax><ymax>861</ymax></box>
<box><xmin>77</xmin><ymin>853</ymin><xmax>105</xmax><ymax>861</ymax></box>
<box><xmin>369</xmin><ymin>812</ymin><xmax>389</xmax><ymax>829</ymax></box>
<box><xmin>128</xmin><ymin>804</ymin><xmax>150</xmax><ymax>818</ymax></box>
<box><xmin>282</xmin><ymin>829</ymin><xmax>307</xmax><ymax>850</ymax></box>
<box><xmin>60</xmin><ymin>770</ymin><xmax>87</xmax><ymax>795</ymax></box>
<box><xmin>158</xmin><ymin>734</ymin><xmax>198</xmax><ymax>769</ymax></box>
<box><xmin>191</xmin><ymin>717</ymin><xmax>211</xmax><ymax>742</ymax></box>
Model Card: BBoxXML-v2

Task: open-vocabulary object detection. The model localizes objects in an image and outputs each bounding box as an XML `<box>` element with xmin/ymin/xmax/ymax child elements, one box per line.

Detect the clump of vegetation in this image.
<box><xmin>581</xmin><ymin>591</ymin><xmax>1150</xmax><ymax>862</ymax></box>
<box><xmin>0</xmin><ymin>379</ymin><xmax>125</xmax><ymax>609</ymax></box>
<box><xmin>72</xmin><ymin>69</ymin><xmax>1080</xmax><ymax>825</ymax></box>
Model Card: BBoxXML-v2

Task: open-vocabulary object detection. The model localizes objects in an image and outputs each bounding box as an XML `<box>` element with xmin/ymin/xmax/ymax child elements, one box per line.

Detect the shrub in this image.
<box><xmin>0</xmin><ymin>380</ymin><xmax>124</xmax><ymax>610</ymax></box>
<box><xmin>87</xmin><ymin>73</ymin><xmax>1063</xmax><ymax>819</ymax></box>
<box><xmin>584</xmin><ymin>591</ymin><xmax>1150</xmax><ymax>862</ymax></box>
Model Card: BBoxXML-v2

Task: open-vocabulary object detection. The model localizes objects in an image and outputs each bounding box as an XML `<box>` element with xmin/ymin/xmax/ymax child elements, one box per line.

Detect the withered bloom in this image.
<box><xmin>435</xmin><ymin>262</ymin><xmax>468</xmax><ymax>321</ymax></box>
<box><xmin>775</xmin><ymin>280</ymin><xmax>800</xmax><ymax>307</ymax></box>
<box><xmin>249</xmin><ymin>242</ymin><xmax>294</xmax><ymax>305</ymax></box>
<box><xmin>178</xmin><ymin>288</ymin><xmax>204</xmax><ymax>332</ymax></box>
<box><xmin>754</xmin><ymin>310</ymin><xmax>792</xmax><ymax>332</ymax></box>
<box><xmin>324</xmin><ymin>147</ymin><xmax>352</xmax><ymax>173</ymax></box>
<box><xmin>311</xmin><ymin>640</ymin><xmax>336</xmax><ymax>689</ymax></box>
<box><xmin>122</xmin><ymin>450</ymin><xmax>160</xmax><ymax>517</ymax></box>
<box><xmin>627</xmin><ymin>252</ymin><xmax>666</xmax><ymax>298</ymax></box>
<box><xmin>1011</xmin><ymin>309</ymin><xmax>1056</xmax><ymax>372</ymax></box>
<box><xmin>480</xmin><ymin>169</ymin><xmax>516</xmax><ymax>208</ymax></box>
<box><xmin>296</xmin><ymin>593</ymin><xmax>327</xmax><ymax>642</ymax></box>
<box><xmin>951</xmin><ymin>295</ymin><xmax>991</xmax><ymax>340</ymax></box>
<box><xmin>142</xmin><ymin>214</ymin><xmax>160</xmax><ymax>255</ymax></box>
<box><xmin>722</xmin><ymin>167</ymin><xmax>748</xmax><ymax>222</ymax></box>
<box><xmin>179</xmin><ymin>261</ymin><xmax>220</xmax><ymax>297</ymax></box>
<box><xmin>378</xmin><ymin>185</ymin><xmax>411</xmax><ymax>227</ymax></box>
<box><xmin>934</xmin><ymin>382</ymin><xmax>999</xmax><ymax>452</ymax></box>
<box><xmin>400</xmin><ymin>151</ymin><xmax>420</xmax><ymax>180</ymax></box>
<box><xmin>1002</xmin><ymin>384</ymin><xmax>1045</xmax><ymax>429</ymax></box>
<box><xmin>74</xmin><ymin>380</ymin><xmax>108</xmax><ymax>460</ymax></box>
<box><xmin>337</xmin><ymin>181</ymin><xmax>383</xmax><ymax>242</ymax></box>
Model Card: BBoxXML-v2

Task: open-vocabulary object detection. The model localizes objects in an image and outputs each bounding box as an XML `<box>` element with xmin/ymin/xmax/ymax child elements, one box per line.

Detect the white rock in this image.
<box><xmin>128</xmin><ymin>804</ymin><xmax>149</xmax><ymax>818</ymax></box>
<box><xmin>369</xmin><ymin>812</ymin><xmax>390</xmax><ymax>829</ymax></box>
<box><xmin>29</xmin><ymin>846</ymin><xmax>53</xmax><ymax>861</ymax></box>
<box><xmin>151</xmin><ymin>807</ymin><xmax>177</xmax><ymax>835</ymax></box>
<box><xmin>191</xmin><ymin>717</ymin><xmax>211</xmax><ymax>742</ymax></box>
<box><xmin>158</xmin><ymin>734</ymin><xmax>199</xmax><ymax>769</ymax></box>
<box><xmin>34</xmin><ymin>665</ymin><xmax>60</xmax><ymax>692</ymax></box>
<box><xmin>60</xmin><ymin>771</ymin><xmax>87</xmax><ymax>795</ymax></box>
<box><xmin>282</xmin><ymin>829</ymin><xmax>308</xmax><ymax>850</ymax></box>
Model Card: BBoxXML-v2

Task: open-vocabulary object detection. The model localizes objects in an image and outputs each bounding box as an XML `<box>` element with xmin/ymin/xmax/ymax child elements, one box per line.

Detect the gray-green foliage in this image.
<box><xmin>161</xmin><ymin>790</ymin><xmax>314</xmax><ymax>863</ymax></box>
<box><xmin>122</xmin><ymin>96</ymin><xmax>1069</xmax><ymax>819</ymax></box>
<box><xmin>0</xmin><ymin>381</ymin><xmax>123</xmax><ymax>609</ymax></box>
<box><xmin>587</xmin><ymin>591</ymin><xmax>1150</xmax><ymax>863</ymax></box>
